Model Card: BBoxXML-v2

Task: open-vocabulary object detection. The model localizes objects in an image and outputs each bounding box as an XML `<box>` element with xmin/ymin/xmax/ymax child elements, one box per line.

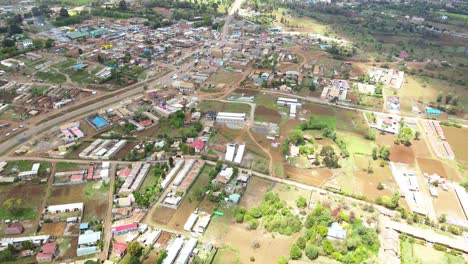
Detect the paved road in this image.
<box><xmin>0</xmin><ymin>49</ymin><xmax>199</xmax><ymax>158</ymax></box>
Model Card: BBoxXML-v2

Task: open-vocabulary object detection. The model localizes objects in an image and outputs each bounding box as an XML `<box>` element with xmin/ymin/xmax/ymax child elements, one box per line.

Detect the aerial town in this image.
<box><xmin>0</xmin><ymin>0</ymin><xmax>467</xmax><ymax>263</ymax></box>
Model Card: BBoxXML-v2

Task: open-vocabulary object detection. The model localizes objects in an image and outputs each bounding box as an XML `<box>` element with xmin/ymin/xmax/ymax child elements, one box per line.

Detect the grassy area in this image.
<box><xmin>0</xmin><ymin>207</ymin><xmax>36</xmax><ymax>220</ymax></box>
<box><xmin>208</xmin><ymin>71</ymin><xmax>243</xmax><ymax>85</ymax></box>
<box><xmin>400</xmin><ymin>239</ymin><xmax>464</xmax><ymax>264</ymax></box>
<box><xmin>336</xmin><ymin>131</ymin><xmax>375</xmax><ymax>155</ymax></box>
<box><xmin>55</xmin><ymin>162</ymin><xmax>84</xmax><ymax>172</ymax></box>
<box><xmin>254</xmin><ymin>94</ymin><xmax>282</xmax><ymax>111</ymax></box>
<box><xmin>4</xmin><ymin>160</ymin><xmax>51</xmax><ymax>175</ymax></box>
<box><xmin>273</xmin><ymin>8</ymin><xmax>329</xmax><ymax>34</ymax></box>
<box><xmin>199</xmin><ymin>101</ymin><xmax>251</xmax><ymax>114</ymax></box>
<box><xmin>309</xmin><ymin>114</ymin><xmax>337</xmax><ymax>130</ymax></box>
<box><xmin>34</xmin><ymin>69</ymin><xmax>67</xmax><ymax>84</ymax></box>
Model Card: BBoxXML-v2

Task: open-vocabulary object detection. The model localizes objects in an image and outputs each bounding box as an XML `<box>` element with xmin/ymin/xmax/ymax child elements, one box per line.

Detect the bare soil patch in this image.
<box><xmin>416</xmin><ymin>157</ymin><xmax>462</xmax><ymax>182</ymax></box>
<box><xmin>390</xmin><ymin>145</ymin><xmax>415</xmax><ymax>164</ymax></box>
<box><xmin>239</xmin><ymin>177</ymin><xmax>274</xmax><ymax>208</ymax></box>
<box><xmin>40</xmin><ymin>222</ymin><xmax>66</xmax><ymax>236</ymax></box>
<box><xmin>285</xmin><ymin>166</ymin><xmax>333</xmax><ymax>186</ymax></box>
<box><xmin>151</xmin><ymin>206</ymin><xmax>176</xmax><ymax>225</ymax></box>
<box><xmin>433</xmin><ymin>187</ymin><xmax>466</xmax><ymax>220</ymax></box>
<box><xmin>155</xmin><ymin>231</ymin><xmax>173</xmax><ymax>248</ymax></box>
<box><xmin>255</xmin><ymin>106</ymin><xmax>281</xmax><ymax>123</ymax></box>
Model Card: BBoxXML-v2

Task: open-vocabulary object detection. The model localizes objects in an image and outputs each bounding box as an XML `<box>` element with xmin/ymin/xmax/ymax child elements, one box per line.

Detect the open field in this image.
<box><xmin>204</xmin><ymin>202</ymin><xmax>299</xmax><ymax>264</ymax></box>
<box><xmin>254</xmin><ymin>105</ymin><xmax>281</xmax><ymax>123</ymax></box>
<box><xmin>151</xmin><ymin>206</ymin><xmax>176</xmax><ymax>226</ymax></box>
<box><xmin>442</xmin><ymin>126</ymin><xmax>468</xmax><ymax>169</ymax></box>
<box><xmin>34</xmin><ymin>69</ymin><xmax>67</xmax><ymax>84</ymax></box>
<box><xmin>400</xmin><ymin>239</ymin><xmax>465</xmax><ymax>264</ymax></box>
<box><xmin>285</xmin><ymin>166</ymin><xmax>333</xmax><ymax>187</ymax></box>
<box><xmin>273</xmin><ymin>8</ymin><xmax>329</xmax><ymax>34</ymax></box>
<box><xmin>432</xmin><ymin>186</ymin><xmax>466</xmax><ymax>221</ymax></box>
<box><xmin>55</xmin><ymin>162</ymin><xmax>87</xmax><ymax>172</ymax></box>
<box><xmin>0</xmin><ymin>183</ymin><xmax>46</xmax><ymax>220</ymax></box>
<box><xmin>47</xmin><ymin>182</ymin><xmax>109</xmax><ymax>222</ymax></box>
<box><xmin>239</xmin><ymin>177</ymin><xmax>274</xmax><ymax>208</ymax></box>
<box><xmin>208</xmin><ymin>71</ymin><xmax>243</xmax><ymax>85</ymax></box>
<box><xmin>336</xmin><ymin>131</ymin><xmax>375</xmax><ymax>155</ymax></box>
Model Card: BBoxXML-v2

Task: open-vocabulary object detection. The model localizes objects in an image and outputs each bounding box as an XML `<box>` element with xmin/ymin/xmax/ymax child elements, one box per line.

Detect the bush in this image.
<box><xmin>377</xmin><ymin>183</ymin><xmax>384</xmax><ymax>190</ymax></box>
<box><xmin>322</xmin><ymin>239</ymin><xmax>335</xmax><ymax>255</ymax></box>
<box><xmin>295</xmin><ymin>236</ymin><xmax>306</xmax><ymax>250</ymax></box>
<box><xmin>289</xmin><ymin>244</ymin><xmax>302</xmax><ymax>260</ymax></box>
<box><xmin>305</xmin><ymin>243</ymin><xmax>319</xmax><ymax>260</ymax></box>
<box><xmin>433</xmin><ymin>244</ymin><xmax>447</xmax><ymax>252</ymax></box>
<box><xmin>296</xmin><ymin>196</ymin><xmax>307</xmax><ymax>208</ymax></box>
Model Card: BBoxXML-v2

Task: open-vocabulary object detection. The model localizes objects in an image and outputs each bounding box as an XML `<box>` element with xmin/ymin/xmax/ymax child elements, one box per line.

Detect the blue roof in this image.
<box><xmin>426</xmin><ymin>108</ymin><xmax>441</xmax><ymax>115</ymax></box>
<box><xmin>79</xmin><ymin>223</ymin><xmax>89</xmax><ymax>229</ymax></box>
<box><xmin>76</xmin><ymin>246</ymin><xmax>98</xmax><ymax>255</ymax></box>
<box><xmin>91</xmin><ymin>116</ymin><xmax>107</xmax><ymax>129</ymax></box>
<box><xmin>229</xmin><ymin>193</ymin><xmax>241</xmax><ymax>203</ymax></box>
<box><xmin>327</xmin><ymin>222</ymin><xmax>347</xmax><ymax>240</ymax></box>
<box><xmin>78</xmin><ymin>231</ymin><xmax>101</xmax><ymax>245</ymax></box>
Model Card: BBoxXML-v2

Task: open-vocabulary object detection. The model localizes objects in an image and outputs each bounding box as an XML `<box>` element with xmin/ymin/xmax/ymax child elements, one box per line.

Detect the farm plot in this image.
<box><xmin>432</xmin><ymin>187</ymin><xmax>466</xmax><ymax>221</ymax></box>
<box><xmin>254</xmin><ymin>105</ymin><xmax>281</xmax><ymax>123</ymax></box>
<box><xmin>151</xmin><ymin>206</ymin><xmax>176</xmax><ymax>225</ymax></box>
<box><xmin>442</xmin><ymin>126</ymin><xmax>468</xmax><ymax>169</ymax></box>
<box><xmin>239</xmin><ymin>177</ymin><xmax>274</xmax><ymax>208</ymax></box>
<box><xmin>285</xmin><ymin>166</ymin><xmax>333</xmax><ymax>187</ymax></box>
<box><xmin>0</xmin><ymin>184</ymin><xmax>46</xmax><ymax>220</ymax></box>
<box><xmin>400</xmin><ymin>239</ymin><xmax>464</xmax><ymax>264</ymax></box>
<box><xmin>389</xmin><ymin>144</ymin><xmax>415</xmax><ymax>164</ymax></box>
<box><xmin>416</xmin><ymin>157</ymin><xmax>462</xmax><ymax>181</ymax></box>
<box><xmin>336</xmin><ymin>131</ymin><xmax>376</xmax><ymax>155</ymax></box>
<box><xmin>39</xmin><ymin>222</ymin><xmax>67</xmax><ymax>236</ymax></box>
<box><xmin>208</xmin><ymin>71</ymin><xmax>243</xmax><ymax>85</ymax></box>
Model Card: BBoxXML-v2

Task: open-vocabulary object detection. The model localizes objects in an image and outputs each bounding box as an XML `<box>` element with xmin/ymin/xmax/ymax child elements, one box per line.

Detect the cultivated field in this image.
<box><xmin>0</xmin><ymin>183</ymin><xmax>46</xmax><ymax>220</ymax></box>
<box><xmin>442</xmin><ymin>126</ymin><xmax>468</xmax><ymax>169</ymax></box>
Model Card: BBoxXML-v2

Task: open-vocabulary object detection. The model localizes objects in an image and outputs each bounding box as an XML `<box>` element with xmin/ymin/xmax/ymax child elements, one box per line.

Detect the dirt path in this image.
<box><xmin>246</xmin><ymin>129</ymin><xmax>275</xmax><ymax>177</ymax></box>
<box><xmin>34</xmin><ymin>162</ymin><xmax>56</xmax><ymax>228</ymax></box>
<box><xmin>100</xmin><ymin>163</ymin><xmax>115</xmax><ymax>261</ymax></box>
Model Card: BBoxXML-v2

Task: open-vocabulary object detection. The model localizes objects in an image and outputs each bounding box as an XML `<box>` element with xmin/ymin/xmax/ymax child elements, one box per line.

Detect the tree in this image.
<box><xmin>379</xmin><ymin>145</ymin><xmax>391</xmax><ymax>160</ymax></box>
<box><xmin>168</xmin><ymin>157</ymin><xmax>174</xmax><ymax>167</ymax></box>
<box><xmin>2</xmin><ymin>39</ymin><xmax>15</xmax><ymax>48</ymax></box>
<box><xmin>119</xmin><ymin>0</ymin><xmax>128</xmax><ymax>10</ymax></box>
<box><xmin>33</xmin><ymin>39</ymin><xmax>44</xmax><ymax>49</ymax></box>
<box><xmin>277</xmin><ymin>256</ymin><xmax>288</xmax><ymax>264</ymax></box>
<box><xmin>21</xmin><ymin>240</ymin><xmax>33</xmax><ymax>250</ymax></box>
<box><xmin>436</xmin><ymin>92</ymin><xmax>443</xmax><ymax>103</ymax></box>
<box><xmin>59</xmin><ymin>7</ymin><xmax>70</xmax><ymax>18</ymax></box>
<box><xmin>9</xmin><ymin>24</ymin><xmax>22</xmax><ymax>35</ymax></box>
<box><xmin>322</xmin><ymin>239</ymin><xmax>335</xmax><ymax>255</ymax></box>
<box><xmin>289</xmin><ymin>244</ymin><xmax>302</xmax><ymax>260</ymax></box>
<box><xmin>397</xmin><ymin>126</ymin><xmax>414</xmax><ymax>146</ymax></box>
<box><xmin>296</xmin><ymin>196</ymin><xmax>307</xmax><ymax>208</ymax></box>
<box><xmin>414</xmin><ymin>131</ymin><xmax>420</xmax><ymax>140</ymax></box>
<box><xmin>157</xmin><ymin>249</ymin><xmax>167</xmax><ymax>264</ymax></box>
<box><xmin>305</xmin><ymin>243</ymin><xmax>319</xmax><ymax>260</ymax></box>
<box><xmin>377</xmin><ymin>182</ymin><xmax>384</xmax><ymax>190</ymax></box>
<box><xmin>45</xmin><ymin>39</ymin><xmax>54</xmax><ymax>48</ymax></box>
<box><xmin>127</xmin><ymin>241</ymin><xmax>143</xmax><ymax>256</ymax></box>
<box><xmin>372</xmin><ymin>147</ymin><xmax>378</xmax><ymax>160</ymax></box>
<box><xmin>289</xmin><ymin>129</ymin><xmax>304</xmax><ymax>145</ymax></box>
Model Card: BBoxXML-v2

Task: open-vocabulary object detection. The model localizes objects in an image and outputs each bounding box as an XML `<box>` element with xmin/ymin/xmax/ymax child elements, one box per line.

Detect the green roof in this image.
<box><xmin>229</xmin><ymin>193</ymin><xmax>241</xmax><ymax>203</ymax></box>
<box><xmin>66</xmin><ymin>31</ymin><xmax>89</xmax><ymax>40</ymax></box>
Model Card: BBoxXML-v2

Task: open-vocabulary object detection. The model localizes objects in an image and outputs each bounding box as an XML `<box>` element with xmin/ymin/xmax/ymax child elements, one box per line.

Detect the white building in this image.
<box><xmin>215</xmin><ymin>112</ymin><xmax>246</xmax><ymax>127</ymax></box>
<box><xmin>46</xmin><ymin>203</ymin><xmax>84</xmax><ymax>214</ymax></box>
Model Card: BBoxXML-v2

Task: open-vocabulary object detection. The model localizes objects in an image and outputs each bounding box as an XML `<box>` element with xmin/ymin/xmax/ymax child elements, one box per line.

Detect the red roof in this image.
<box><xmin>113</xmin><ymin>242</ymin><xmax>127</xmax><ymax>255</ymax></box>
<box><xmin>399</xmin><ymin>51</ymin><xmax>409</xmax><ymax>58</ymax></box>
<box><xmin>87</xmin><ymin>166</ymin><xmax>94</xmax><ymax>180</ymax></box>
<box><xmin>36</xmin><ymin>252</ymin><xmax>53</xmax><ymax>259</ymax></box>
<box><xmin>41</xmin><ymin>242</ymin><xmax>57</xmax><ymax>254</ymax></box>
<box><xmin>139</xmin><ymin>120</ymin><xmax>152</xmax><ymax>127</ymax></box>
<box><xmin>70</xmin><ymin>174</ymin><xmax>83</xmax><ymax>181</ymax></box>
<box><xmin>189</xmin><ymin>139</ymin><xmax>205</xmax><ymax>151</ymax></box>
<box><xmin>113</xmin><ymin>222</ymin><xmax>138</xmax><ymax>233</ymax></box>
<box><xmin>117</xmin><ymin>168</ymin><xmax>132</xmax><ymax>178</ymax></box>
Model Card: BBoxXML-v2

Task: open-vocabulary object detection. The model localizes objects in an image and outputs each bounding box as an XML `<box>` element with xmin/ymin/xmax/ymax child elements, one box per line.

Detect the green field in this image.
<box><xmin>55</xmin><ymin>162</ymin><xmax>85</xmax><ymax>172</ymax></box>
<box><xmin>199</xmin><ymin>101</ymin><xmax>251</xmax><ymax>114</ymax></box>
<box><xmin>4</xmin><ymin>160</ymin><xmax>51</xmax><ymax>175</ymax></box>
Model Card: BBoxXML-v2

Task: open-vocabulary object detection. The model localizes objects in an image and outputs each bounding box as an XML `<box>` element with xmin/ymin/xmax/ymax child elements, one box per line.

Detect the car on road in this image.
<box><xmin>171</xmin><ymin>75</ymin><xmax>178</xmax><ymax>80</ymax></box>
<box><xmin>5</xmin><ymin>133</ymin><xmax>10</xmax><ymax>137</ymax></box>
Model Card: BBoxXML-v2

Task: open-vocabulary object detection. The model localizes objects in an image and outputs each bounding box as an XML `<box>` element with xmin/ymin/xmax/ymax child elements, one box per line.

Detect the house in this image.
<box><xmin>112</xmin><ymin>242</ymin><xmax>127</xmax><ymax>257</ymax></box>
<box><xmin>4</xmin><ymin>222</ymin><xmax>24</xmax><ymax>235</ymax></box>
<box><xmin>78</xmin><ymin>230</ymin><xmax>101</xmax><ymax>247</ymax></box>
<box><xmin>112</xmin><ymin>222</ymin><xmax>138</xmax><ymax>235</ymax></box>
<box><xmin>46</xmin><ymin>203</ymin><xmax>84</xmax><ymax>214</ymax></box>
<box><xmin>172</xmin><ymin>81</ymin><xmax>195</xmax><ymax>93</ymax></box>
<box><xmin>327</xmin><ymin>222</ymin><xmax>347</xmax><ymax>240</ymax></box>
<box><xmin>117</xmin><ymin>167</ymin><xmax>132</xmax><ymax>178</ymax></box>
<box><xmin>215</xmin><ymin>167</ymin><xmax>234</xmax><ymax>185</ymax></box>
<box><xmin>189</xmin><ymin>139</ymin><xmax>205</xmax><ymax>153</ymax></box>
<box><xmin>36</xmin><ymin>242</ymin><xmax>57</xmax><ymax>263</ymax></box>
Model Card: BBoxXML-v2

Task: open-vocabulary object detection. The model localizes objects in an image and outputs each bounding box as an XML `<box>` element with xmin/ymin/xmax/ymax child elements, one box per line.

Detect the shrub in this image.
<box><xmin>289</xmin><ymin>244</ymin><xmax>302</xmax><ymax>260</ymax></box>
<box><xmin>296</xmin><ymin>196</ymin><xmax>307</xmax><ymax>208</ymax></box>
<box><xmin>377</xmin><ymin>183</ymin><xmax>384</xmax><ymax>190</ymax></box>
<box><xmin>277</xmin><ymin>256</ymin><xmax>288</xmax><ymax>264</ymax></box>
<box><xmin>305</xmin><ymin>243</ymin><xmax>319</xmax><ymax>260</ymax></box>
<box><xmin>433</xmin><ymin>244</ymin><xmax>447</xmax><ymax>252</ymax></box>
